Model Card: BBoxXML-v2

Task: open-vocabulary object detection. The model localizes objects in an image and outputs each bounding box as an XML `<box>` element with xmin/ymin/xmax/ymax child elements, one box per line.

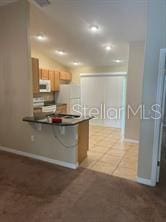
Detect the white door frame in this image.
<box><xmin>151</xmin><ymin>48</ymin><xmax>166</xmax><ymax>186</ymax></box>
<box><xmin>80</xmin><ymin>72</ymin><xmax>127</xmax><ymax>78</ymax></box>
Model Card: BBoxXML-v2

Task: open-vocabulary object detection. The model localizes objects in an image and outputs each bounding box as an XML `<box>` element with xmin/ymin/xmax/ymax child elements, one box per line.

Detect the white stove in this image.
<box><xmin>33</xmin><ymin>97</ymin><xmax>57</xmax><ymax>113</ymax></box>
<box><xmin>33</xmin><ymin>97</ymin><xmax>44</xmax><ymax>108</ymax></box>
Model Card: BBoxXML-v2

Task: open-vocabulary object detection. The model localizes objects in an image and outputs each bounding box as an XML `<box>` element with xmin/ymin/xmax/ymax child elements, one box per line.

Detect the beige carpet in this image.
<box><xmin>0</xmin><ymin>151</ymin><xmax>166</xmax><ymax>222</ymax></box>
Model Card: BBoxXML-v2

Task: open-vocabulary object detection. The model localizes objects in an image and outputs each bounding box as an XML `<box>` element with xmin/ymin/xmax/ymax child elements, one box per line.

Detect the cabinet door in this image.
<box><xmin>65</xmin><ymin>72</ymin><xmax>72</xmax><ymax>81</ymax></box>
<box><xmin>32</xmin><ymin>58</ymin><xmax>39</xmax><ymax>94</ymax></box>
<box><xmin>39</xmin><ymin>69</ymin><xmax>42</xmax><ymax>80</ymax></box>
<box><xmin>78</xmin><ymin>121</ymin><xmax>89</xmax><ymax>163</ymax></box>
<box><xmin>48</xmin><ymin>70</ymin><xmax>60</xmax><ymax>92</ymax></box>
<box><xmin>48</xmin><ymin>70</ymin><xmax>55</xmax><ymax>91</ymax></box>
<box><xmin>59</xmin><ymin>71</ymin><xmax>66</xmax><ymax>80</ymax></box>
<box><xmin>33</xmin><ymin>108</ymin><xmax>42</xmax><ymax>114</ymax></box>
<box><xmin>54</xmin><ymin>71</ymin><xmax>60</xmax><ymax>91</ymax></box>
<box><xmin>56</xmin><ymin>105</ymin><xmax>67</xmax><ymax>114</ymax></box>
<box><xmin>41</xmin><ymin>69</ymin><xmax>49</xmax><ymax>80</ymax></box>
<box><xmin>60</xmin><ymin>71</ymin><xmax>72</xmax><ymax>81</ymax></box>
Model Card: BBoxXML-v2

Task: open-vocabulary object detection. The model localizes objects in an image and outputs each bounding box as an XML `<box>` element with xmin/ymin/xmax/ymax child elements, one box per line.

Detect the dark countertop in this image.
<box><xmin>33</xmin><ymin>103</ymin><xmax>67</xmax><ymax>110</ymax></box>
<box><xmin>23</xmin><ymin>113</ymin><xmax>92</xmax><ymax>126</ymax></box>
<box><xmin>44</xmin><ymin>102</ymin><xmax>66</xmax><ymax>107</ymax></box>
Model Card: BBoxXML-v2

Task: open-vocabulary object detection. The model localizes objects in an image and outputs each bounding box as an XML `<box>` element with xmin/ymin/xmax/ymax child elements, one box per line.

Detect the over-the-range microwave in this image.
<box><xmin>39</xmin><ymin>79</ymin><xmax>51</xmax><ymax>92</ymax></box>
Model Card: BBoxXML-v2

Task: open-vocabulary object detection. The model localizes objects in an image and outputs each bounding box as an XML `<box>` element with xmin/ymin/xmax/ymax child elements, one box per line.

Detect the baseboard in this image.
<box><xmin>137</xmin><ymin>177</ymin><xmax>155</xmax><ymax>187</ymax></box>
<box><xmin>124</xmin><ymin>138</ymin><xmax>139</xmax><ymax>144</ymax></box>
<box><xmin>0</xmin><ymin>146</ymin><xmax>78</xmax><ymax>170</ymax></box>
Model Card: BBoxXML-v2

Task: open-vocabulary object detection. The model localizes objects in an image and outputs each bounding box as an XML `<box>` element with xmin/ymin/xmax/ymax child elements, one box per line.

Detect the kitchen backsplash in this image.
<box><xmin>33</xmin><ymin>92</ymin><xmax>55</xmax><ymax>102</ymax></box>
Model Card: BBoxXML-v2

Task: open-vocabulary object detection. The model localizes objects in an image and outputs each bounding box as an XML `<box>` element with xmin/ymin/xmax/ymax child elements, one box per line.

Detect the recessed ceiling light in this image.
<box><xmin>36</xmin><ymin>34</ymin><xmax>47</xmax><ymax>41</ymax></box>
<box><xmin>113</xmin><ymin>59</ymin><xmax>123</xmax><ymax>63</ymax></box>
<box><xmin>89</xmin><ymin>25</ymin><xmax>100</xmax><ymax>33</ymax></box>
<box><xmin>104</xmin><ymin>45</ymin><xmax>113</xmax><ymax>51</ymax></box>
<box><xmin>55</xmin><ymin>50</ymin><xmax>66</xmax><ymax>56</ymax></box>
<box><xmin>105</xmin><ymin>45</ymin><xmax>112</xmax><ymax>51</ymax></box>
<box><xmin>73</xmin><ymin>61</ymin><xmax>81</xmax><ymax>66</ymax></box>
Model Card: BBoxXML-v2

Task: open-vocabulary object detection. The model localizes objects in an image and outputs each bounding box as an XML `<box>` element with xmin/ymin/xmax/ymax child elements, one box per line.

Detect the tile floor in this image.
<box><xmin>80</xmin><ymin>125</ymin><xmax>138</xmax><ymax>181</ymax></box>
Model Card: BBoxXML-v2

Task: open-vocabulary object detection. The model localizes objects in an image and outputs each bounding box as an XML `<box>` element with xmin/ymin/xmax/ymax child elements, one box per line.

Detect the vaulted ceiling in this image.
<box><xmin>30</xmin><ymin>0</ymin><xmax>147</xmax><ymax>67</ymax></box>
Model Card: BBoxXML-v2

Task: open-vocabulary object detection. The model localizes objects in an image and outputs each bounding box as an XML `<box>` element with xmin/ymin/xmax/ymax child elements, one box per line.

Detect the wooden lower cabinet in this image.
<box><xmin>56</xmin><ymin>104</ymin><xmax>67</xmax><ymax>114</ymax></box>
<box><xmin>33</xmin><ymin>108</ymin><xmax>42</xmax><ymax>114</ymax></box>
<box><xmin>78</xmin><ymin>121</ymin><xmax>89</xmax><ymax>164</ymax></box>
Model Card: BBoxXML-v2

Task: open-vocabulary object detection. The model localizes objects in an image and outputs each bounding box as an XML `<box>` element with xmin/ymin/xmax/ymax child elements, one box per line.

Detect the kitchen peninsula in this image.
<box><xmin>23</xmin><ymin>114</ymin><xmax>92</xmax><ymax>169</ymax></box>
<box><xmin>28</xmin><ymin>53</ymin><xmax>87</xmax><ymax>169</ymax></box>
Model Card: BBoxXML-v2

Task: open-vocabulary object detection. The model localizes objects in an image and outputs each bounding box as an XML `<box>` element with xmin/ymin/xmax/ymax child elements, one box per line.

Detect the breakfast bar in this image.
<box><xmin>23</xmin><ymin>114</ymin><xmax>92</xmax><ymax>169</ymax></box>
<box><xmin>23</xmin><ymin>114</ymin><xmax>92</xmax><ymax>126</ymax></box>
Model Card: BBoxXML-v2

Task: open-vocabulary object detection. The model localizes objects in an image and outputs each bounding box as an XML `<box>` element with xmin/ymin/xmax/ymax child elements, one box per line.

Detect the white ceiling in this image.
<box><xmin>30</xmin><ymin>0</ymin><xmax>147</xmax><ymax>67</ymax></box>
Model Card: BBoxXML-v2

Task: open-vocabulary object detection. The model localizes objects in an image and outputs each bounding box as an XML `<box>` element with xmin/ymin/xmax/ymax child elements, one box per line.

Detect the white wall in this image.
<box><xmin>71</xmin><ymin>65</ymin><xmax>128</xmax><ymax>85</ymax></box>
<box><xmin>0</xmin><ymin>0</ymin><xmax>33</xmax><ymax>150</ymax></box>
<box><xmin>138</xmin><ymin>0</ymin><xmax>166</xmax><ymax>184</ymax></box>
<box><xmin>0</xmin><ymin>0</ymin><xmax>77</xmax><ymax>165</ymax></box>
<box><xmin>31</xmin><ymin>48</ymin><xmax>68</xmax><ymax>71</ymax></box>
<box><xmin>125</xmin><ymin>42</ymin><xmax>145</xmax><ymax>141</ymax></box>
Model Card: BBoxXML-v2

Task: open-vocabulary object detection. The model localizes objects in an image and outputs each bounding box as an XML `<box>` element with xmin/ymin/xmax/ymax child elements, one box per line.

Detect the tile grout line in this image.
<box><xmin>89</xmin><ymin>137</ymin><xmax>122</xmax><ymax>170</ymax></box>
<box><xmin>89</xmin><ymin>126</ymin><xmax>138</xmax><ymax>180</ymax></box>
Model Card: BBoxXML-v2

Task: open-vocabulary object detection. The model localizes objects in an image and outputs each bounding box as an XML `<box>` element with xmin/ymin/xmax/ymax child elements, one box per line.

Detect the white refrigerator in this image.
<box><xmin>56</xmin><ymin>84</ymin><xmax>81</xmax><ymax>115</ymax></box>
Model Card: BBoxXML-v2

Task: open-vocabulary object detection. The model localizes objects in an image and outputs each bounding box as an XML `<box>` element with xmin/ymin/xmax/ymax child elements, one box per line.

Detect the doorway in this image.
<box><xmin>80</xmin><ymin>73</ymin><xmax>138</xmax><ymax>181</ymax></box>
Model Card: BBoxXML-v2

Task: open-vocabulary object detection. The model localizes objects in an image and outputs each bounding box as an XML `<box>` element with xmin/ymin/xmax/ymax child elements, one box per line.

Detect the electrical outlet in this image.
<box><xmin>31</xmin><ymin>135</ymin><xmax>35</xmax><ymax>142</ymax></box>
<box><xmin>60</xmin><ymin>126</ymin><xmax>65</xmax><ymax>135</ymax></box>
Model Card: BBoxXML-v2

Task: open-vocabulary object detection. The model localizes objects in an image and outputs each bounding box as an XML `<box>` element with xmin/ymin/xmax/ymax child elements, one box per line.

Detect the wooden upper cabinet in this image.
<box><xmin>39</xmin><ymin>69</ymin><xmax>42</xmax><ymax>79</ymax></box>
<box><xmin>39</xmin><ymin>67</ymin><xmax>71</xmax><ymax>92</ymax></box>
<box><xmin>48</xmin><ymin>70</ymin><xmax>60</xmax><ymax>92</ymax></box>
<box><xmin>40</xmin><ymin>69</ymin><xmax>49</xmax><ymax>80</ymax></box>
<box><xmin>32</xmin><ymin>58</ymin><xmax>39</xmax><ymax>94</ymax></box>
<box><xmin>54</xmin><ymin>71</ymin><xmax>60</xmax><ymax>91</ymax></box>
<box><xmin>59</xmin><ymin>71</ymin><xmax>72</xmax><ymax>81</ymax></box>
<box><xmin>48</xmin><ymin>70</ymin><xmax>54</xmax><ymax>91</ymax></box>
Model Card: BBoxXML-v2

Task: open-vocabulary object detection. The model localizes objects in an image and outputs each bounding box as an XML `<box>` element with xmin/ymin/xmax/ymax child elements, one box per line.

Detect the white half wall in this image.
<box><xmin>0</xmin><ymin>0</ymin><xmax>77</xmax><ymax>166</ymax></box>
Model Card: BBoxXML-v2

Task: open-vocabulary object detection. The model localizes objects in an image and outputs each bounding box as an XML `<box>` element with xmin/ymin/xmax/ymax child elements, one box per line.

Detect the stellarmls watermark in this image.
<box><xmin>72</xmin><ymin>103</ymin><xmax>161</xmax><ymax>120</ymax></box>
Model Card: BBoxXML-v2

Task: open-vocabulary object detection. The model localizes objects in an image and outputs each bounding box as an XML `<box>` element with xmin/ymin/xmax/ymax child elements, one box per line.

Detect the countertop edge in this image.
<box><xmin>22</xmin><ymin>116</ymin><xmax>92</xmax><ymax>126</ymax></box>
